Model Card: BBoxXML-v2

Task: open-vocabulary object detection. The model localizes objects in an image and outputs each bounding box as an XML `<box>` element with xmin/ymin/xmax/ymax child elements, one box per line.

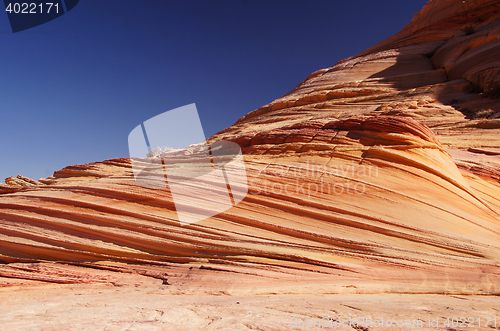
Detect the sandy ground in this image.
<box><xmin>1</xmin><ymin>279</ymin><xmax>499</xmax><ymax>331</ymax></box>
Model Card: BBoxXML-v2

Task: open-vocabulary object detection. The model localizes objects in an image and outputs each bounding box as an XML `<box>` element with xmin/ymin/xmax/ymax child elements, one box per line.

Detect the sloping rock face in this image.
<box><xmin>1</xmin><ymin>0</ymin><xmax>500</xmax><ymax>295</ymax></box>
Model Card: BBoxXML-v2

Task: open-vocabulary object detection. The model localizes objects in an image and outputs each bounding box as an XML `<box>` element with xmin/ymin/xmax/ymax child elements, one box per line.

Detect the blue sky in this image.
<box><xmin>0</xmin><ymin>0</ymin><xmax>428</xmax><ymax>181</ymax></box>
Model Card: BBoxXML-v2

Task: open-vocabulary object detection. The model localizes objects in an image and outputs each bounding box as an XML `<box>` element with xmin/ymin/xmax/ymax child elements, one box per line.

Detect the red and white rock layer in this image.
<box><xmin>1</xmin><ymin>0</ymin><xmax>500</xmax><ymax>297</ymax></box>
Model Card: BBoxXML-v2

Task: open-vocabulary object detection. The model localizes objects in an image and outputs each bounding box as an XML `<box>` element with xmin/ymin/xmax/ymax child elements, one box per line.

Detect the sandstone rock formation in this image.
<box><xmin>1</xmin><ymin>0</ymin><xmax>500</xmax><ymax>309</ymax></box>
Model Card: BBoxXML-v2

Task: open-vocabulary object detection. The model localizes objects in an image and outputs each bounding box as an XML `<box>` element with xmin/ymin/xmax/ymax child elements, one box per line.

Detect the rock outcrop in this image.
<box><xmin>1</xmin><ymin>0</ymin><xmax>500</xmax><ymax>297</ymax></box>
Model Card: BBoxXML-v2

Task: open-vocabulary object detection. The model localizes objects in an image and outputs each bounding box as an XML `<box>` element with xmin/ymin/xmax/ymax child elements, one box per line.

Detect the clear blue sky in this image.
<box><xmin>0</xmin><ymin>0</ymin><xmax>428</xmax><ymax>181</ymax></box>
